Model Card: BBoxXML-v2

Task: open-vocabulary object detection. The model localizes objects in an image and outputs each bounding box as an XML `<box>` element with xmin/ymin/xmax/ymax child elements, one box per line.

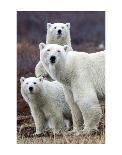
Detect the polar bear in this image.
<box><xmin>46</xmin><ymin>23</ymin><xmax>73</xmax><ymax>50</ymax></box>
<box><xmin>39</xmin><ymin>43</ymin><xmax>105</xmax><ymax>135</ymax></box>
<box><xmin>20</xmin><ymin>76</ymin><xmax>72</xmax><ymax>135</ymax></box>
<box><xmin>35</xmin><ymin>23</ymin><xmax>73</xmax><ymax>80</ymax></box>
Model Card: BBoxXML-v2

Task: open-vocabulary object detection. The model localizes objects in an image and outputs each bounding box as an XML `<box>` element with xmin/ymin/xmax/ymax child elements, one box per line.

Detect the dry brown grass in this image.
<box><xmin>17</xmin><ymin>133</ymin><xmax>105</xmax><ymax>144</ymax></box>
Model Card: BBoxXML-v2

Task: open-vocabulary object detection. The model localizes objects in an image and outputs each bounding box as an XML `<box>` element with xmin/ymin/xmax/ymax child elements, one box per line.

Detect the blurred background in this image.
<box><xmin>17</xmin><ymin>11</ymin><xmax>105</xmax><ymax>116</ymax></box>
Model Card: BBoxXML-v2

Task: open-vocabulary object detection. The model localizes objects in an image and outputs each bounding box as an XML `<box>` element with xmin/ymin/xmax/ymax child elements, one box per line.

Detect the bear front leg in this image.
<box><xmin>32</xmin><ymin>110</ymin><xmax>46</xmax><ymax>135</ymax></box>
<box><xmin>72</xmin><ymin>77</ymin><xmax>103</xmax><ymax>135</ymax></box>
<box><xmin>76</xmin><ymin>93</ymin><xmax>102</xmax><ymax>134</ymax></box>
<box><xmin>63</xmin><ymin>86</ymin><xmax>84</xmax><ymax>133</ymax></box>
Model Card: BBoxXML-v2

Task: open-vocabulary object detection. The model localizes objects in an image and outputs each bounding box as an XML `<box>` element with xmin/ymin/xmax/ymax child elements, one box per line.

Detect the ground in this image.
<box><xmin>17</xmin><ymin>133</ymin><xmax>105</xmax><ymax>144</ymax></box>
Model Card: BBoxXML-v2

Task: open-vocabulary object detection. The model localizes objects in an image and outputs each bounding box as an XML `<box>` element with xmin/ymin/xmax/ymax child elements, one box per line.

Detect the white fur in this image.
<box><xmin>35</xmin><ymin>23</ymin><xmax>73</xmax><ymax>80</ymax></box>
<box><xmin>46</xmin><ymin>23</ymin><xmax>73</xmax><ymax>50</ymax></box>
<box><xmin>20</xmin><ymin>76</ymin><xmax>72</xmax><ymax>135</ymax></box>
<box><xmin>40</xmin><ymin>43</ymin><xmax>105</xmax><ymax>134</ymax></box>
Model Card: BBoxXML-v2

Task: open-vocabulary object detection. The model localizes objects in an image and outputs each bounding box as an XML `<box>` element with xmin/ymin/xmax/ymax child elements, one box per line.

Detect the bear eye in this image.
<box><xmin>33</xmin><ymin>82</ymin><xmax>36</xmax><ymax>84</ymax></box>
<box><xmin>26</xmin><ymin>82</ymin><xmax>28</xmax><ymax>85</ymax></box>
<box><xmin>62</xmin><ymin>26</ymin><xmax>64</xmax><ymax>29</ymax></box>
<box><xmin>47</xmin><ymin>49</ymin><xmax>50</xmax><ymax>51</ymax></box>
<box><xmin>54</xmin><ymin>26</ymin><xmax>56</xmax><ymax>29</ymax></box>
<box><xmin>57</xmin><ymin>50</ymin><xmax>61</xmax><ymax>53</ymax></box>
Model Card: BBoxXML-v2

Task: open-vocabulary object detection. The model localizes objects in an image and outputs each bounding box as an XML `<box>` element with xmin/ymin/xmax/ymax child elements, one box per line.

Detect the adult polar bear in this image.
<box><xmin>39</xmin><ymin>43</ymin><xmax>105</xmax><ymax>134</ymax></box>
<box><xmin>35</xmin><ymin>23</ymin><xmax>73</xmax><ymax>80</ymax></box>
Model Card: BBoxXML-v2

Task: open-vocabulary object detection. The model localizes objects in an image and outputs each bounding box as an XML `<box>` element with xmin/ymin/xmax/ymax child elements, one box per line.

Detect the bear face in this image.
<box><xmin>20</xmin><ymin>77</ymin><xmax>43</xmax><ymax>95</ymax></box>
<box><xmin>39</xmin><ymin>43</ymin><xmax>69</xmax><ymax>67</ymax></box>
<box><xmin>47</xmin><ymin>23</ymin><xmax>70</xmax><ymax>40</ymax></box>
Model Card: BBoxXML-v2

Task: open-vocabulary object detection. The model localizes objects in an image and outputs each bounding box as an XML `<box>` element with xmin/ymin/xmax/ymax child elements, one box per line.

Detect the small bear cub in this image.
<box><xmin>20</xmin><ymin>76</ymin><xmax>72</xmax><ymax>135</ymax></box>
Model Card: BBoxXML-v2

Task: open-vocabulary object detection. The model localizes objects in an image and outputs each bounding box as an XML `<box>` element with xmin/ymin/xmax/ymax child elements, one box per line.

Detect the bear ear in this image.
<box><xmin>47</xmin><ymin>23</ymin><xmax>52</xmax><ymax>29</ymax></box>
<box><xmin>64</xmin><ymin>45</ymin><xmax>69</xmax><ymax>52</ymax></box>
<box><xmin>20</xmin><ymin>77</ymin><xmax>25</xmax><ymax>83</ymax></box>
<box><xmin>66</xmin><ymin>23</ymin><xmax>70</xmax><ymax>29</ymax></box>
<box><xmin>39</xmin><ymin>43</ymin><xmax>46</xmax><ymax>50</ymax></box>
<box><xmin>38</xmin><ymin>76</ymin><xmax>43</xmax><ymax>82</ymax></box>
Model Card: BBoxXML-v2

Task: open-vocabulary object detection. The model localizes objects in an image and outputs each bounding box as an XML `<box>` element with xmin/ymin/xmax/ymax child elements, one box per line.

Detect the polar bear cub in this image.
<box><xmin>20</xmin><ymin>76</ymin><xmax>72</xmax><ymax>135</ymax></box>
<box><xmin>39</xmin><ymin>43</ymin><xmax>105</xmax><ymax>134</ymax></box>
<box><xmin>35</xmin><ymin>23</ymin><xmax>73</xmax><ymax>80</ymax></box>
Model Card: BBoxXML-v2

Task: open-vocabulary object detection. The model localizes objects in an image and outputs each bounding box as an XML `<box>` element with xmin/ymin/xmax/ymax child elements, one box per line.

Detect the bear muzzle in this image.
<box><xmin>29</xmin><ymin>86</ymin><xmax>33</xmax><ymax>92</ymax></box>
<box><xmin>50</xmin><ymin>56</ymin><xmax>56</xmax><ymax>64</ymax></box>
<box><xmin>57</xmin><ymin>29</ymin><xmax>62</xmax><ymax>35</ymax></box>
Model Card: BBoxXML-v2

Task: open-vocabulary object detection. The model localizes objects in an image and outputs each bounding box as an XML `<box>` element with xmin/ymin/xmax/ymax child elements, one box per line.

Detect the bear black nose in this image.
<box><xmin>29</xmin><ymin>86</ymin><xmax>33</xmax><ymax>91</ymax></box>
<box><xmin>50</xmin><ymin>56</ymin><xmax>56</xmax><ymax>63</ymax></box>
<box><xmin>58</xmin><ymin>29</ymin><xmax>62</xmax><ymax>35</ymax></box>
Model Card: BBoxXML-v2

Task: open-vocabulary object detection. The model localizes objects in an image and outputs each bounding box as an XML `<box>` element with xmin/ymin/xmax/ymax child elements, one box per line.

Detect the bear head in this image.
<box><xmin>20</xmin><ymin>77</ymin><xmax>43</xmax><ymax>94</ymax></box>
<box><xmin>39</xmin><ymin>43</ymin><xmax>70</xmax><ymax>67</ymax></box>
<box><xmin>47</xmin><ymin>23</ymin><xmax>70</xmax><ymax>39</ymax></box>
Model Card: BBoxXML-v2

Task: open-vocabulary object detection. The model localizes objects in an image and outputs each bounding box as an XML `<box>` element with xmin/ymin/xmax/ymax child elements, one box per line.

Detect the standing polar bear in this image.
<box><xmin>35</xmin><ymin>23</ymin><xmax>73</xmax><ymax>80</ymax></box>
<box><xmin>39</xmin><ymin>43</ymin><xmax>105</xmax><ymax>134</ymax></box>
<box><xmin>20</xmin><ymin>76</ymin><xmax>72</xmax><ymax>135</ymax></box>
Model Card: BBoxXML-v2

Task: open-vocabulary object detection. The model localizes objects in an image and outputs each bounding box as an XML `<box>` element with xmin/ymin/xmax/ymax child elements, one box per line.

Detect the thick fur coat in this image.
<box><xmin>20</xmin><ymin>76</ymin><xmax>72</xmax><ymax>134</ymax></box>
<box><xmin>39</xmin><ymin>43</ymin><xmax>105</xmax><ymax>134</ymax></box>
